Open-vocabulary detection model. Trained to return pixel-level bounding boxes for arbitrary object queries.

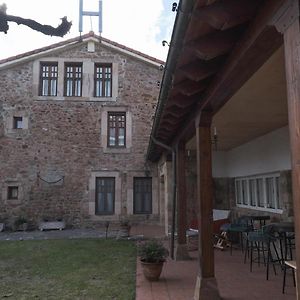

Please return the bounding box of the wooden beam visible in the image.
[180,58,221,82]
[196,117,214,279]
[282,2,300,297]
[194,111,220,299]
[165,105,190,117]
[198,0,284,113]
[187,26,245,61]
[169,0,286,150]
[177,141,187,245]
[193,0,260,30]
[173,79,207,96]
[175,141,190,260]
[168,93,200,109]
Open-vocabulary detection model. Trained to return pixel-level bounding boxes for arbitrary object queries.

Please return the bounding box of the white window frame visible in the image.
[33,58,118,102]
[235,173,282,213]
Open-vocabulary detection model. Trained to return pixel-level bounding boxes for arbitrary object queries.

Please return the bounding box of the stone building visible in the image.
[0,32,163,228]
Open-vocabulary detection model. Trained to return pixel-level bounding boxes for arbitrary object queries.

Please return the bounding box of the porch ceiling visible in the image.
[188,46,288,150]
[147,0,286,161]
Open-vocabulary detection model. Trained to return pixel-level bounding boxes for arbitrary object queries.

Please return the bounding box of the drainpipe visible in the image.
[151,136,177,259]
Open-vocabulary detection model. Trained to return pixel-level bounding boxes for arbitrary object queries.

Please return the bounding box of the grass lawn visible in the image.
[0,239,136,300]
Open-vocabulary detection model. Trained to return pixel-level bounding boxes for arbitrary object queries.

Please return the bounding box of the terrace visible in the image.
[134,225,296,300]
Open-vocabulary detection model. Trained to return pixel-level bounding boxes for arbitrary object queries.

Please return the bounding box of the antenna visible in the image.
[79,0,102,35]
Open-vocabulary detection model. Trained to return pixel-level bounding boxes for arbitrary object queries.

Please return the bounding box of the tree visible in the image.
[0,3,72,37]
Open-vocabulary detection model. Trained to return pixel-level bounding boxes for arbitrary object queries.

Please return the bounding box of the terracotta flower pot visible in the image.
[140,260,164,281]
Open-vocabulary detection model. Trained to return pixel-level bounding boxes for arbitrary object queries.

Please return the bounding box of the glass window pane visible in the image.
[235,181,241,204]
[256,178,264,207]
[242,180,248,205]
[96,177,115,215]
[95,64,112,97]
[134,178,152,214]
[249,179,256,206]
[276,177,281,209]
[266,178,275,208]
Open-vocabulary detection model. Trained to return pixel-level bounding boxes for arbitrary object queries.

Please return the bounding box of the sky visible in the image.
[0,0,176,61]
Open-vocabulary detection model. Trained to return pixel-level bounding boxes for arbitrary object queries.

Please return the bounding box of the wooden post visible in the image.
[194,112,220,300]
[282,3,300,298]
[175,141,190,260]
[271,1,300,298]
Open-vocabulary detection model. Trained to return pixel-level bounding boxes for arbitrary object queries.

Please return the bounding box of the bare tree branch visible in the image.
[0,4,72,37]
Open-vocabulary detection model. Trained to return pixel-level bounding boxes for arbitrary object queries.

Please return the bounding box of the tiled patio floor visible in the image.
[134,225,296,300]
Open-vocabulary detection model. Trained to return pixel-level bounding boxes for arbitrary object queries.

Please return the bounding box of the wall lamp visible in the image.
[212,127,218,151]
[162,40,170,47]
[172,2,178,12]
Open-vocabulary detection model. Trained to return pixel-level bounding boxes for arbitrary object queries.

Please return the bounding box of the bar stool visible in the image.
[282,260,297,294]
[227,216,252,254]
[244,224,280,279]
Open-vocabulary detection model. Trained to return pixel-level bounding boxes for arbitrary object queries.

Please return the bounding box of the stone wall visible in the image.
[0,40,162,228]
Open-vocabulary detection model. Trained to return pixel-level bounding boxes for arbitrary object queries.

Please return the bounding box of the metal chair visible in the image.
[282,260,296,294]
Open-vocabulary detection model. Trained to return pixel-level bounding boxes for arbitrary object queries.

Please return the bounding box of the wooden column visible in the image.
[175,141,190,260]
[194,112,220,300]
[282,3,300,298]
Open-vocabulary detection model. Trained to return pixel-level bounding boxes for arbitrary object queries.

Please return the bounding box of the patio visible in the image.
[134,225,296,300]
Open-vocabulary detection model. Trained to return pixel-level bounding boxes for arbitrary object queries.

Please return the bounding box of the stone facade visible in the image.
[0,35,162,228]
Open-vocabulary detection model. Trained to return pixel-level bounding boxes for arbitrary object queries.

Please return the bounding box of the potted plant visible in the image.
[14,216,28,231]
[138,239,169,281]
[117,218,131,239]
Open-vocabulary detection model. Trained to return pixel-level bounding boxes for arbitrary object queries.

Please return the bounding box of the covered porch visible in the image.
[147,0,300,298]
[136,247,296,300]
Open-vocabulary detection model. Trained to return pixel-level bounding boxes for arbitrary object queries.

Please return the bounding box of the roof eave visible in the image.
[146,0,196,162]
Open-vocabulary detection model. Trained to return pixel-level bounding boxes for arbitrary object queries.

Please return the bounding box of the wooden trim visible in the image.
[283,13,300,299]
[196,113,215,278]
[177,141,187,245]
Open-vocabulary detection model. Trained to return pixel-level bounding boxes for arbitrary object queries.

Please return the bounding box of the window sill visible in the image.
[236,204,283,214]
[6,199,22,205]
[35,96,117,102]
[103,147,131,154]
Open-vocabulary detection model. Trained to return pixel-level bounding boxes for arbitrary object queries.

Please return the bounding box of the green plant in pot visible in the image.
[14,216,28,231]
[138,239,169,281]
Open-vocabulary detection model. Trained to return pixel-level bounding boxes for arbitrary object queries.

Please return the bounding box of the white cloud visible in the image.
[0,0,175,61]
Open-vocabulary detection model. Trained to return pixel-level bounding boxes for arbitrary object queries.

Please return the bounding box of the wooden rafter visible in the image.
[173,79,207,96]
[193,0,261,30]
[169,93,201,108]
[187,26,245,60]
[179,57,222,82]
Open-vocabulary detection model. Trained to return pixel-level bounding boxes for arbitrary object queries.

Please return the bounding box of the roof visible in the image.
[147,0,284,161]
[0,31,164,68]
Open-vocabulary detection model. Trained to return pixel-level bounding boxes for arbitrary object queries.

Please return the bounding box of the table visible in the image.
[249,215,271,229]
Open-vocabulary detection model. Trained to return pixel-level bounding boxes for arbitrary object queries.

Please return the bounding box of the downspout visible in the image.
[151,136,177,259]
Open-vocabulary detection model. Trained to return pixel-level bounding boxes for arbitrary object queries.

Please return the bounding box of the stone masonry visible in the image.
[0,34,163,229]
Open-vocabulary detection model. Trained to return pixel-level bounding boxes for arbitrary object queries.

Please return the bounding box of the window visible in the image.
[13,116,23,129]
[94,64,112,97]
[64,63,82,97]
[8,186,18,200]
[39,62,58,96]
[134,177,152,214]
[108,112,126,147]
[95,177,115,215]
[235,173,281,212]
